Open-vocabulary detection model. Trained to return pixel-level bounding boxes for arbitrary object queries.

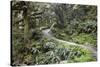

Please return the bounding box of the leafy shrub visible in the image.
[43,42,56,50]
[72,33,97,47]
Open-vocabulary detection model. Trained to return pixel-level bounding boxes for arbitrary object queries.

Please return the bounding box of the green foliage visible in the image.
[72,33,97,47]
[11,1,97,65]
[73,54,96,62]
[66,46,96,63]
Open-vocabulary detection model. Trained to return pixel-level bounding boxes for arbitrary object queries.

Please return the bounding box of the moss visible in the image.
[72,54,96,62]
[67,47,95,63]
[72,33,97,47]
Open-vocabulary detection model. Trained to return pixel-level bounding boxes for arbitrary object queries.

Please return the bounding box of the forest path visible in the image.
[53,37,97,58]
[42,28,97,59]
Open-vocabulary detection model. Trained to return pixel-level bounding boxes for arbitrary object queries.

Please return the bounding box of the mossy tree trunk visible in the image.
[23,6,29,43]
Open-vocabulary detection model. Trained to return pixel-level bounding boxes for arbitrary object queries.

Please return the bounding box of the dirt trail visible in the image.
[53,38,97,58]
[42,28,97,58]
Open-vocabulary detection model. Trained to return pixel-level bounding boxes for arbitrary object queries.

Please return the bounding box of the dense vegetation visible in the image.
[11,1,97,66]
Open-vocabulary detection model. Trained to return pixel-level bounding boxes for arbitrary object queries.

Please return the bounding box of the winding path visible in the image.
[42,28,97,59]
[54,38,97,58]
